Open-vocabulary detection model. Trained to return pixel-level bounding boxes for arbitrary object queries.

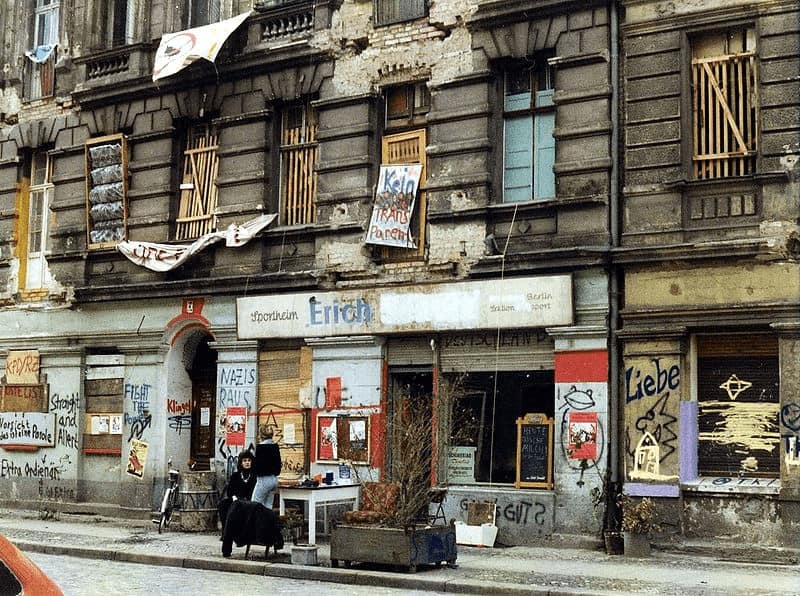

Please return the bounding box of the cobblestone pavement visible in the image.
[1,509,798,595]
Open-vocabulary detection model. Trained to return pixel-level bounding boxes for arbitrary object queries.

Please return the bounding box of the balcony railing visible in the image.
[86,49,131,80]
[254,0,317,43]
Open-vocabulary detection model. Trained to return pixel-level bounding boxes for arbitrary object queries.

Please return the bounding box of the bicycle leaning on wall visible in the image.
[156,459,181,533]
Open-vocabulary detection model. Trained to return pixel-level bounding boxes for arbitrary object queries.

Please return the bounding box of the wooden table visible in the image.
[278,483,361,545]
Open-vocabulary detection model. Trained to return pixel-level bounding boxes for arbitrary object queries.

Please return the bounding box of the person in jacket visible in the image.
[218,450,257,534]
[252,427,281,509]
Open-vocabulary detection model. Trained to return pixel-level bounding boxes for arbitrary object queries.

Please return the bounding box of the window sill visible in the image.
[682,477,780,496]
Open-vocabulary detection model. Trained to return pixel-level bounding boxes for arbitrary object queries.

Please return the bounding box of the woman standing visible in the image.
[252,427,281,509]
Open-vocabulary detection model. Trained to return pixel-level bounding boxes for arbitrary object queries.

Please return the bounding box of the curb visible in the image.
[15,540,580,596]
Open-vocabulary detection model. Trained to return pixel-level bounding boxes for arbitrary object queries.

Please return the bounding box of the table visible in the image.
[278,483,361,545]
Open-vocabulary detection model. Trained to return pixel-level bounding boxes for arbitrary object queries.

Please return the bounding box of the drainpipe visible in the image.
[606,0,622,530]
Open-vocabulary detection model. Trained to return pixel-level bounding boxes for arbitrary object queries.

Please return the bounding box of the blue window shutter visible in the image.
[533,90,555,200]
[503,114,533,203]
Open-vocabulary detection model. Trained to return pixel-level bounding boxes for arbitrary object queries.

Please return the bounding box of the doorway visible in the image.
[189,337,217,470]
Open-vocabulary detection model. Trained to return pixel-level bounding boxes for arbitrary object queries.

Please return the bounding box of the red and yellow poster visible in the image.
[126,439,149,478]
[226,406,247,447]
[567,411,598,460]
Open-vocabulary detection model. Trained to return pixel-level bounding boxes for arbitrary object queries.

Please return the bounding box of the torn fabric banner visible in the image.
[365,164,422,248]
[152,11,251,81]
[25,44,56,64]
[117,213,276,272]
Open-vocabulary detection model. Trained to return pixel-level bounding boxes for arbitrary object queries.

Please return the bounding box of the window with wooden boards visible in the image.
[85,134,128,249]
[381,129,427,261]
[280,101,318,226]
[692,27,758,180]
[176,124,219,240]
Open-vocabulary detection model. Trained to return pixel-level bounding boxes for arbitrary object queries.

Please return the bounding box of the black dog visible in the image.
[221,499,284,559]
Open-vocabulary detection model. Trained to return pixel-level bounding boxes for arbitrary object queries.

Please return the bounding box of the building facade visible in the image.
[619,0,799,546]
[1,0,750,548]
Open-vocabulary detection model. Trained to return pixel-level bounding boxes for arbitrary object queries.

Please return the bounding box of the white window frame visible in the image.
[34,0,60,47]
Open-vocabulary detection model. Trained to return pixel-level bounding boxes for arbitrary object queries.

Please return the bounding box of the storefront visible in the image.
[238,272,611,544]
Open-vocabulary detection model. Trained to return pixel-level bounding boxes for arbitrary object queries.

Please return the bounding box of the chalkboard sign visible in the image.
[515,413,553,489]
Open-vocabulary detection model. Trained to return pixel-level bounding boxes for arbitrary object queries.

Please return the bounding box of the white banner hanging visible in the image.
[117,213,276,272]
[152,11,251,81]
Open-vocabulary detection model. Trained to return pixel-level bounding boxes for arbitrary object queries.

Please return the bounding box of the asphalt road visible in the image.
[28,552,447,596]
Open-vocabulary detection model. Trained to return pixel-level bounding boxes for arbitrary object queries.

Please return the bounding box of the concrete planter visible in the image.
[330,522,457,572]
[623,531,650,557]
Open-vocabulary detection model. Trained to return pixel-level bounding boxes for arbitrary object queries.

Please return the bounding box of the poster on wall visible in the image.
[567,411,598,460]
[364,164,422,248]
[226,406,246,447]
[317,416,337,461]
[126,439,149,478]
[5,350,40,385]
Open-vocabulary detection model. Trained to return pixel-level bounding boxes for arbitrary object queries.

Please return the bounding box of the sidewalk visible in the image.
[0,508,797,595]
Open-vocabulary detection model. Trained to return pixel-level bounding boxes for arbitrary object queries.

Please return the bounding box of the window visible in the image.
[34,0,60,47]
[279,100,318,226]
[696,335,779,478]
[85,134,128,248]
[176,124,219,240]
[378,82,429,261]
[186,0,221,27]
[106,0,135,47]
[447,371,554,484]
[502,54,555,202]
[16,151,53,292]
[691,27,758,179]
[374,0,426,26]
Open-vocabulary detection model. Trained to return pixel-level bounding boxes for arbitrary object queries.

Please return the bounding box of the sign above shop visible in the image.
[237,275,572,339]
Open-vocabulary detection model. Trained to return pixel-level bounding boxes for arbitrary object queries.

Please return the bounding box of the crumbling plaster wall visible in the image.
[313,1,484,278]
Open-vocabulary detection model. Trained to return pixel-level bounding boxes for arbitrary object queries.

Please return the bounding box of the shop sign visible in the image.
[448,446,476,483]
[237,275,572,339]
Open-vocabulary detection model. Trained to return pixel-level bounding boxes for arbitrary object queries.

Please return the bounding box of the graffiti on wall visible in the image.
[625,358,679,482]
[217,365,256,410]
[556,384,605,486]
[0,453,71,480]
[124,383,152,442]
[458,497,548,527]
[51,392,80,449]
[780,402,800,467]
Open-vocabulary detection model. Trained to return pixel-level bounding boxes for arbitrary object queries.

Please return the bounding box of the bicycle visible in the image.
[157,459,181,533]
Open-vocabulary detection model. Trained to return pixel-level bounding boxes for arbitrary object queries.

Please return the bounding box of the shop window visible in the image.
[697,335,779,477]
[279,100,318,226]
[502,54,555,202]
[175,123,219,240]
[691,27,758,179]
[85,134,128,249]
[374,0,426,26]
[186,0,221,27]
[16,150,53,294]
[447,371,554,484]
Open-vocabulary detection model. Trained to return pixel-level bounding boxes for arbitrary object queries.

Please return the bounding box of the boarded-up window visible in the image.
[85,134,128,249]
[176,124,219,240]
[280,101,318,226]
[381,129,427,261]
[257,347,311,481]
[374,0,426,26]
[692,27,758,179]
[83,354,124,454]
[697,335,779,477]
[503,54,555,202]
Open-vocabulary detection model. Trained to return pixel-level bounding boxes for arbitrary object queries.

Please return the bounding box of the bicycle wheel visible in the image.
[158,488,172,533]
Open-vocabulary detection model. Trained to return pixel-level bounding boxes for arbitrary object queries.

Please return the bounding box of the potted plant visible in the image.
[330,383,460,572]
[618,494,658,557]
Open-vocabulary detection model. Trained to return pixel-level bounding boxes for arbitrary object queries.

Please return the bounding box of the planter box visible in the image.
[454,521,497,547]
[331,522,457,572]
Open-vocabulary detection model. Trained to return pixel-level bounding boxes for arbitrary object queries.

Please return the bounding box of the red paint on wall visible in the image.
[555,350,608,383]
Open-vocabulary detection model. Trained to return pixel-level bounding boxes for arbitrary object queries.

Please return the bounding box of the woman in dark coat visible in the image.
[227,451,256,501]
[252,427,281,509]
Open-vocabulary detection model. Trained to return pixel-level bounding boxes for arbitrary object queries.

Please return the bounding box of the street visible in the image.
[29,552,446,596]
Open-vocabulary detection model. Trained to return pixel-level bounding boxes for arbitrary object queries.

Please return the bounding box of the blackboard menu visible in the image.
[515,414,553,489]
